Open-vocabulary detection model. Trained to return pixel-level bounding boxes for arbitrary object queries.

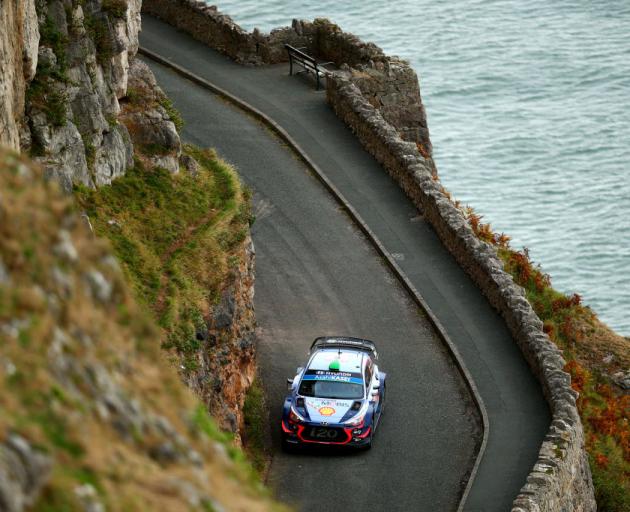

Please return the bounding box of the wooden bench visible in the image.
[284,44,333,90]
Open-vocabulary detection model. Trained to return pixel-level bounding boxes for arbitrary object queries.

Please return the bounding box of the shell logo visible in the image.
[319,406,335,416]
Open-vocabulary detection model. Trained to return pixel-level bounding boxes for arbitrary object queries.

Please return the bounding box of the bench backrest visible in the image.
[285,44,317,65]
[284,44,328,89]
[284,44,315,60]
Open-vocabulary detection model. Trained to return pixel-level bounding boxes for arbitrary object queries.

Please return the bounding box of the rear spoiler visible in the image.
[310,336,378,358]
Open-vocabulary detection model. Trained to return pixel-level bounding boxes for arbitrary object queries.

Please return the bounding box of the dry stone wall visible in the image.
[141,0,262,64]
[140,2,597,510]
[326,74,596,512]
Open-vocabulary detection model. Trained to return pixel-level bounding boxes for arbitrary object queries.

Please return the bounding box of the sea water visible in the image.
[213,0,630,335]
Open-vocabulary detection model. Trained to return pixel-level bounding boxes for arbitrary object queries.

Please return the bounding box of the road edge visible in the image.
[138,46,489,512]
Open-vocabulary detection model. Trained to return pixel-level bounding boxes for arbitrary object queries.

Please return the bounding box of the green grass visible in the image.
[191,404,234,445]
[84,12,115,64]
[85,141,96,171]
[159,97,184,133]
[191,405,268,494]
[242,378,270,475]
[39,15,68,73]
[26,65,69,128]
[25,13,70,127]
[590,436,630,511]
[33,486,81,512]
[461,207,630,510]
[74,145,252,370]
[102,0,128,18]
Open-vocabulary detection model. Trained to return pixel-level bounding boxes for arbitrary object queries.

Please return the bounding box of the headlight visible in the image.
[344,401,369,426]
[345,412,365,427]
[289,406,305,423]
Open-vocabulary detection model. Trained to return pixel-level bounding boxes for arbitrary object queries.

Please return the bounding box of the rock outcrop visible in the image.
[22,0,142,190]
[119,59,181,174]
[1,2,269,509]
[185,237,257,437]
[0,0,39,150]
[0,435,51,512]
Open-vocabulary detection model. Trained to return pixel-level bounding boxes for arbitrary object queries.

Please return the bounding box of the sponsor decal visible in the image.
[319,406,335,416]
[302,370,363,385]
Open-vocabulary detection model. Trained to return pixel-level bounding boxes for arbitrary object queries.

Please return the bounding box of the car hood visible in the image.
[304,398,355,423]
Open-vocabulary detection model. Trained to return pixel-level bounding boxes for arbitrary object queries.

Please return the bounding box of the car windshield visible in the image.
[298,379,364,399]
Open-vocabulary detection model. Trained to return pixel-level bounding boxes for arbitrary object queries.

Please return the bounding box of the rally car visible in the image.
[281,336,386,450]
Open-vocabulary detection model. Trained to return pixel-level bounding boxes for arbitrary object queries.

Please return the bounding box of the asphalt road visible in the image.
[144,58,478,512]
[141,15,551,512]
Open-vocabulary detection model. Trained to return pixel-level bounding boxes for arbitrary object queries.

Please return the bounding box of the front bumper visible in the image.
[282,420,372,447]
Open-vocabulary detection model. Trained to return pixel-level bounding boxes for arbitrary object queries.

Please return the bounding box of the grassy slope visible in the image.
[463,206,629,511]
[242,378,271,476]
[75,145,253,372]
[0,150,283,511]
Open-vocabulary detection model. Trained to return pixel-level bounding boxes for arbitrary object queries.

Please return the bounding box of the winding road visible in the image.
[140,15,550,512]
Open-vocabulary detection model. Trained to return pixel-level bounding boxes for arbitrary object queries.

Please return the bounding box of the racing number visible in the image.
[310,427,338,439]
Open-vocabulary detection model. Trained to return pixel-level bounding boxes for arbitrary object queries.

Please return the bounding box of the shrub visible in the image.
[102,0,128,19]
[456,197,630,509]
[158,96,184,133]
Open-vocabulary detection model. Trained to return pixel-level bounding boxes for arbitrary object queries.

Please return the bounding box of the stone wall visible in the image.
[141,0,433,153]
[326,74,596,512]
[141,0,261,64]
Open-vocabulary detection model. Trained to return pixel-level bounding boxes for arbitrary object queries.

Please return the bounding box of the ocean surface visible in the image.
[213,0,630,335]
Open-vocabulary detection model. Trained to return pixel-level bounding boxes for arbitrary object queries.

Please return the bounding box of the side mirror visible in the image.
[287,378,294,391]
[371,388,379,397]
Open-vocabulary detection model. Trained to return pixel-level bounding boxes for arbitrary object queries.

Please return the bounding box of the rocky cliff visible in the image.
[0,0,143,190]
[1,0,257,436]
[0,2,269,509]
[0,0,39,150]
[184,235,257,438]
[0,149,278,511]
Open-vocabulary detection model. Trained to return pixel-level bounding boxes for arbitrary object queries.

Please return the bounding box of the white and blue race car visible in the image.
[281,336,386,450]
